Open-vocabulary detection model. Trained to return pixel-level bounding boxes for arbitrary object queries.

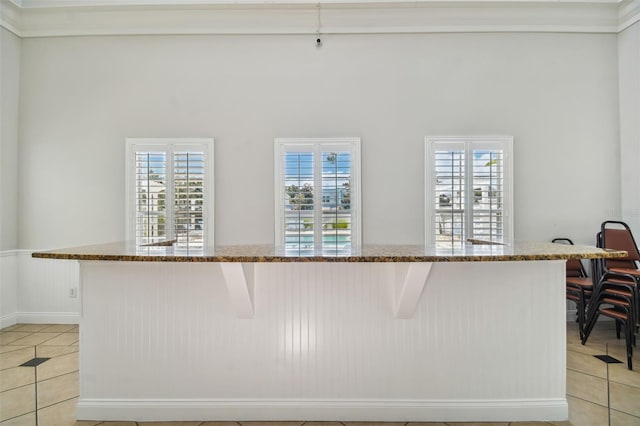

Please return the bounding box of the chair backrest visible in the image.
[552,238,587,277]
[601,221,640,269]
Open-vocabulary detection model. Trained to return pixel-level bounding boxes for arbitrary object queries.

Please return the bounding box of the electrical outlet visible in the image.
[69,288,77,298]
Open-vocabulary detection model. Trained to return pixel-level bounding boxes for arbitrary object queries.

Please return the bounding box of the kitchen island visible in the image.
[32,242,625,422]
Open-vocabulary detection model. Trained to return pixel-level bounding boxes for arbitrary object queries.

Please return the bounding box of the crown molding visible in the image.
[0,1,22,36]
[619,0,640,31]
[0,0,633,37]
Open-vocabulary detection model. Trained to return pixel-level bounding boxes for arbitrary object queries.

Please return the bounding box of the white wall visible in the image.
[0,251,18,327]
[1,27,20,251]
[0,28,21,326]
[17,32,620,249]
[619,21,640,235]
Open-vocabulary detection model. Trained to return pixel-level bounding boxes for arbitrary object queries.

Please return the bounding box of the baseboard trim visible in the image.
[16,312,79,324]
[0,313,18,329]
[77,398,569,422]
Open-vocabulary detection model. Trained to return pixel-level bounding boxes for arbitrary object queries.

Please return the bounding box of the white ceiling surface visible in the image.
[1,0,639,37]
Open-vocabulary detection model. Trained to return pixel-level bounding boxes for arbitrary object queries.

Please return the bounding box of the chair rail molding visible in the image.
[1,0,638,37]
[0,249,81,327]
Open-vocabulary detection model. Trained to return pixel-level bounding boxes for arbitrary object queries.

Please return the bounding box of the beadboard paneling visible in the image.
[78,260,567,421]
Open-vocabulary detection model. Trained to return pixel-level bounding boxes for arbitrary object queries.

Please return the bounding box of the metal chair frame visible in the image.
[582,282,635,370]
[553,238,592,339]
[599,221,640,328]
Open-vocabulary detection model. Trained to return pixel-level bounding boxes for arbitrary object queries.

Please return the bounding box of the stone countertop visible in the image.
[31,241,627,263]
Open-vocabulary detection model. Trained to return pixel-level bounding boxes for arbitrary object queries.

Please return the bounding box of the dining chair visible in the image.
[600,221,640,327]
[553,238,592,339]
[582,272,635,370]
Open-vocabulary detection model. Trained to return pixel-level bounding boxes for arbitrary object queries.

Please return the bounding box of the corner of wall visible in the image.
[0,251,19,328]
[618,19,640,235]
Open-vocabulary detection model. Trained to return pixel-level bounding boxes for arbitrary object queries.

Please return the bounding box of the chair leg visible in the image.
[577,291,586,340]
[625,319,633,370]
[582,311,601,345]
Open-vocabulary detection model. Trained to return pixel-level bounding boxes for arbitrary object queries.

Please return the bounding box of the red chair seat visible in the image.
[609,267,640,277]
[566,277,592,288]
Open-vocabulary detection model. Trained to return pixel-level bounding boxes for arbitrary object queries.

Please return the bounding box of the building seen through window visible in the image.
[126,139,213,249]
[426,136,513,246]
[275,138,361,255]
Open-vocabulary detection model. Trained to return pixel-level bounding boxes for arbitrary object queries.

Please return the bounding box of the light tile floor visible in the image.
[0,322,638,426]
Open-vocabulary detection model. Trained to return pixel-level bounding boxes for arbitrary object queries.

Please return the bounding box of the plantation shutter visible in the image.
[128,139,213,248]
[135,151,168,246]
[282,150,315,251]
[321,150,352,252]
[432,143,466,244]
[427,137,512,246]
[276,138,360,254]
[174,151,205,248]
[471,147,505,242]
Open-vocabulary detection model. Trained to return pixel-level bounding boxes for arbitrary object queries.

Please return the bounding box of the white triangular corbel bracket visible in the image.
[219,263,255,318]
[392,262,433,318]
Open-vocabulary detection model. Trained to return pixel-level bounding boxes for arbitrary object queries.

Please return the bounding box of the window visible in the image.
[274,138,361,254]
[126,138,214,248]
[425,136,513,246]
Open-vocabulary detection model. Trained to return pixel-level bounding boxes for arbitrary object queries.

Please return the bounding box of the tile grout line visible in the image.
[0,410,37,424]
[36,394,79,414]
[566,364,639,390]
[0,380,37,394]
[35,372,80,408]
[0,345,37,424]
[2,334,67,348]
[567,393,610,409]
[0,341,77,424]
[566,342,639,387]
[1,324,636,424]
[34,350,40,426]
[35,368,80,386]
[34,342,80,414]
[565,365,608,381]
[606,342,611,426]
[609,408,640,421]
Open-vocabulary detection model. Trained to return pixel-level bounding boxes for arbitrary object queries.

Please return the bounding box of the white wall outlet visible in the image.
[69,288,77,298]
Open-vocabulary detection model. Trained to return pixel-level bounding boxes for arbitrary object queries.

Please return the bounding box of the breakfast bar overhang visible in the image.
[32,242,626,423]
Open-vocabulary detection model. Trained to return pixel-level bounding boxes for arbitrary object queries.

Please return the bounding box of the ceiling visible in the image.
[1,0,639,37]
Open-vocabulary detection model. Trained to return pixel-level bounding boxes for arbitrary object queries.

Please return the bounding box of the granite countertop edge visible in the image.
[31,242,628,263]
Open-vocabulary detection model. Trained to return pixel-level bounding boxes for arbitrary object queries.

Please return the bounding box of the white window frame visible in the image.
[274,137,362,250]
[125,138,214,246]
[425,135,513,246]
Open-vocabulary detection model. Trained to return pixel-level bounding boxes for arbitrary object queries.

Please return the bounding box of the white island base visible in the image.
[77,260,567,422]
